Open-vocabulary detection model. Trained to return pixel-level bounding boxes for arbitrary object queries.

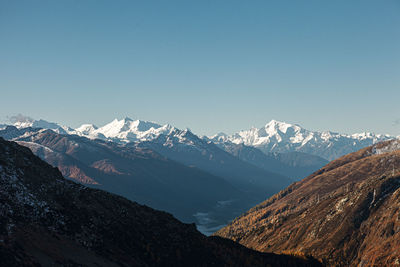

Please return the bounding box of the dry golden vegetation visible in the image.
[216,139,400,266]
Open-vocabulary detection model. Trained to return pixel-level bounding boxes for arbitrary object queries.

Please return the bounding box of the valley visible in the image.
[1,116,399,265]
[1,117,396,236]
[0,137,321,266]
[2,1,398,265]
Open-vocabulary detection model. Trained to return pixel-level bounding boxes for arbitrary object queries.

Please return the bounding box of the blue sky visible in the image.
[1,0,399,135]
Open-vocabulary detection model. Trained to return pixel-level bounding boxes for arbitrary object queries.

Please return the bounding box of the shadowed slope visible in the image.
[10,130,242,223]
[218,142,328,180]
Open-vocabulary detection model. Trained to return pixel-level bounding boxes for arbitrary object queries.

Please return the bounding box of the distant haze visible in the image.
[0,1,399,136]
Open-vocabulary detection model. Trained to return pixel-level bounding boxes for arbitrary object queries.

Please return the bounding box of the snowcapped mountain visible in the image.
[11,115,74,135]
[68,117,176,143]
[209,120,395,160]
[9,116,175,143]
[135,128,292,191]
[4,115,398,236]
[74,123,98,135]
[7,115,397,161]
[8,116,223,160]
[0,121,292,235]
[83,117,174,142]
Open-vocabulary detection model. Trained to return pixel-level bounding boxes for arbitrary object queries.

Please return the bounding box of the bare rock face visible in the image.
[0,138,321,267]
[216,139,400,266]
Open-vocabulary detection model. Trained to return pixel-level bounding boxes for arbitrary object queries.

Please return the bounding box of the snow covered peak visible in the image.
[10,115,73,135]
[264,120,288,135]
[265,119,288,128]
[13,120,34,129]
[6,115,397,161]
[209,120,395,160]
[6,115,177,144]
[97,118,130,137]
[209,132,228,140]
[350,132,392,141]
[75,124,98,135]
[12,116,55,130]
[58,117,177,143]
[142,127,209,151]
[95,118,163,140]
[263,120,303,135]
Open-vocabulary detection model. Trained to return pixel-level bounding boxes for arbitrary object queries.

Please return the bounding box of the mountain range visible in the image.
[209,119,394,161]
[6,116,394,162]
[0,125,292,235]
[2,115,400,265]
[1,115,397,235]
[4,115,394,171]
[0,137,321,266]
[0,127,242,232]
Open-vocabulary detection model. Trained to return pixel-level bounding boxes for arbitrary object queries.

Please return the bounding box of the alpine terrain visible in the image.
[0,121,291,235]
[2,115,396,235]
[0,126,245,231]
[216,139,400,266]
[0,137,322,266]
[210,119,394,161]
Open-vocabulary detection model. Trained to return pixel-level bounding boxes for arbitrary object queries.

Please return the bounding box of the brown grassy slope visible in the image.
[215,139,400,266]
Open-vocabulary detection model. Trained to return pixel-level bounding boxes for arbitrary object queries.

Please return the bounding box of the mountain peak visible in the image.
[266,119,280,125]
[210,119,394,160]
[265,119,297,129]
[8,115,73,135]
[123,116,134,122]
[75,124,98,135]
[262,119,299,136]
[109,117,132,125]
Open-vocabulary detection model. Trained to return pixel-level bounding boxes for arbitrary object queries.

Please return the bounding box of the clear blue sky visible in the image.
[1,0,399,135]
